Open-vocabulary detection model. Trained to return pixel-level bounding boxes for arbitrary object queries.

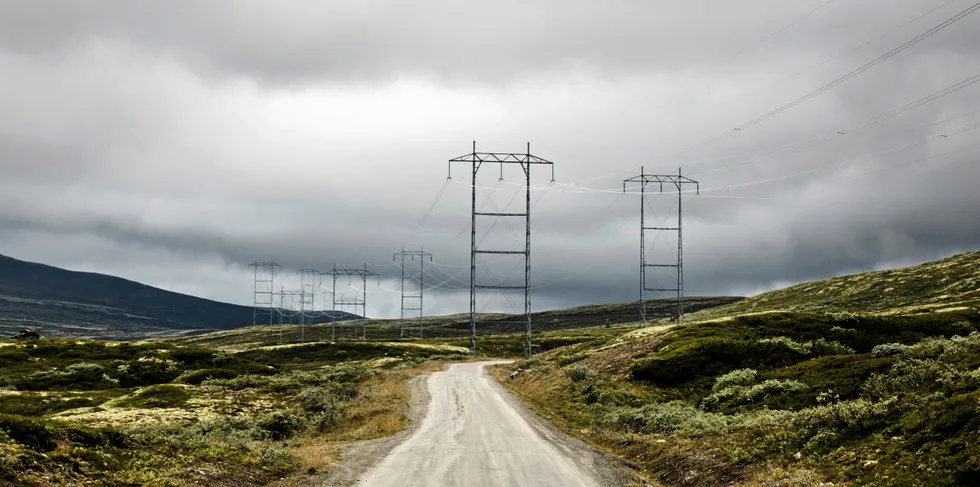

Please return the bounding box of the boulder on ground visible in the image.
[12,329,40,340]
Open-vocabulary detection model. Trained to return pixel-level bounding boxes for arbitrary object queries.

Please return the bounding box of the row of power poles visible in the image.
[248,256,433,343]
[251,142,698,358]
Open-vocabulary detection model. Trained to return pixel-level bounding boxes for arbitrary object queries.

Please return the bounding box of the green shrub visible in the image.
[712,368,758,392]
[117,385,192,409]
[513,357,543,369]
[0,393,109,417]
[205,367,366,393]
[793,395,923,450]
[902,336,966,360]
[595,387,650,407]
[871,343,908,357]
[557,352,590,366]
[701,380,809,411]
[758,337,854,356]
[862,359,961,400]
[179,368,243,385]
[0,414,128,452]
[563,364,596,382]
[296,386,354,413]
[256,410,305,441]
[601,401,728,435]
[630,336,851,386]
[111,360,183,387]
[426,354,470,362]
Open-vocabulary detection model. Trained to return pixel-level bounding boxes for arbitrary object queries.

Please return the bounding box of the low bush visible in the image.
[793,395,924,451]
[296,385,355,413]
[630,336,853,386]
[557,351,590,366]
[595,387,651,407]
[701,380,809,411]
[0,392,113,416]
[601,401,728,435]
[563,364,596,383]
[116,385,192,409]
[204,366,367,393]
[871,342,908,357]
[712,368,758,392]
[862,358,962,400]
[256,410,306,441]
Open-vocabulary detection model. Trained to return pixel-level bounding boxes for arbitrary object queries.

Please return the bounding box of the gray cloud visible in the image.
[0,0,978,320]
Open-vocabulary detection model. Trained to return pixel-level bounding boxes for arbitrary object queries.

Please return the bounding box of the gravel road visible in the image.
[349,361,625,487]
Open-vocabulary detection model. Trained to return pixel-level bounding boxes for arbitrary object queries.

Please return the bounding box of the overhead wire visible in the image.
[722,0,840,65]
[404,178,451,245]
[691,88,980,179]
[743,0,962,103]
[668,0,843,95]
[510,70,980,196]
[734,1,980,132]
[302,3,980,314]
[838,137,980,181]
[692,119,980,194]
[645,0,980,164]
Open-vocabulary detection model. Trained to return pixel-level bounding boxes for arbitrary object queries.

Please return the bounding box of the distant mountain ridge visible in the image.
[0,254,358,339]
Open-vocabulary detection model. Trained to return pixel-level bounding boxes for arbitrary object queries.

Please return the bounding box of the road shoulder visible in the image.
[489,364,641,487]
[295,369,434,487]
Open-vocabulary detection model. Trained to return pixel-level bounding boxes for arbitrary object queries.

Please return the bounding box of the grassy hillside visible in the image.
[693,251,980,320]
[176,296,743,350]
[494,251,980,486]
[0,254,358,339]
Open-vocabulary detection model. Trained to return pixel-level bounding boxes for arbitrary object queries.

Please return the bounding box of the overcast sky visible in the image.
[1,0,978,320]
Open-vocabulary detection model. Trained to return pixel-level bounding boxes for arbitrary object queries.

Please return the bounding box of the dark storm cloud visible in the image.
[0,0,978,317]
[3,0,968,84]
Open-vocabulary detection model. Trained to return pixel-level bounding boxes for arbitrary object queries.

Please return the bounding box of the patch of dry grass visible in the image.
[326,361,442,442]
[291,438,342,474]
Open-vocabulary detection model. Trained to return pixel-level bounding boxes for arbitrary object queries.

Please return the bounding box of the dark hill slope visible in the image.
[0,254,356,339]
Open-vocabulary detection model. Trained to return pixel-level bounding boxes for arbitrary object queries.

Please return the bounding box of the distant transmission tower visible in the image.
[296,268,318,341]
[274,288,306,344]
[323,264,379,340]
[623,167,699,323]
[248,262,280,327]
[449,141,555,358]
[394,248,433,339]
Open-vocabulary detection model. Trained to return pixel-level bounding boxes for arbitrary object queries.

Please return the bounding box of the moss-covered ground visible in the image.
[0,338,452,486]
[495,308,980,485]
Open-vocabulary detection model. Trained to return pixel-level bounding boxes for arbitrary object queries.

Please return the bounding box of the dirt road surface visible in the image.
[352,361,624,487]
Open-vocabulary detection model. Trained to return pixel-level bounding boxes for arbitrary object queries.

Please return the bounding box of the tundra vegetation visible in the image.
[0,338,465,486]
[496,251,980,486]
[3,251,977,486]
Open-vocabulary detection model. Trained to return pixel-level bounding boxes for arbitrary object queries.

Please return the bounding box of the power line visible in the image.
[692,119,980,194]
[742,0,961,103]
[540,70,980,194]
[735,1,980,131]
[404,179,451,245]
[691,87,980,179]
[653,1,980,162]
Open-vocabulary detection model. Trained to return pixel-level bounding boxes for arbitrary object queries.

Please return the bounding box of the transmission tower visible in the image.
[248,262,280,327]
[336,297,365,338]
[296,268,318,341]
[394,248,433,339]
[623,167,699,324]
[449,141,555,358]
[322,264,379,340]
[274,288,307,344]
